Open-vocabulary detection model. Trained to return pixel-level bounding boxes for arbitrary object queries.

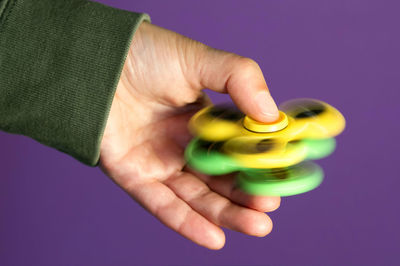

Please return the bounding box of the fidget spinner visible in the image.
[184,98,345,196]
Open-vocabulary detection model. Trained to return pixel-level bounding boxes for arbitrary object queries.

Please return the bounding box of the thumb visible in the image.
[194,47,279,123]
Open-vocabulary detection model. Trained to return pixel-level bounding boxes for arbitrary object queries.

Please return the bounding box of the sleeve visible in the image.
[0,0,150,166]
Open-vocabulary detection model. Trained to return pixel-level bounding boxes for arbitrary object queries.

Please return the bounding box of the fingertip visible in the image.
[241,211,273,237]
[244,195,281,213]
[253,90,280,122]
[260,196,281,213]
[255,214,273,237]
[226,64,279,123]
[229,88,279,124]
[206,229,226,250]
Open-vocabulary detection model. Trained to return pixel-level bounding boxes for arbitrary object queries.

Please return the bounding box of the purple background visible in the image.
[1,0,399,265]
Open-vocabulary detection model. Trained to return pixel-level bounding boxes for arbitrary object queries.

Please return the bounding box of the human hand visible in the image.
[100,22,281,249]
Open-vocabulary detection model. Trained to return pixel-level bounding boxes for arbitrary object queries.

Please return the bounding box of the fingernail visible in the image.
[255,91,279,122]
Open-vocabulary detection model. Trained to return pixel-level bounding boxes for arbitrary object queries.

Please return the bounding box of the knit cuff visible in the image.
[0,0,150,165]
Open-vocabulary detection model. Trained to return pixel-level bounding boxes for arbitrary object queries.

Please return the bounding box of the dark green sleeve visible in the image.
[0,0,150,165]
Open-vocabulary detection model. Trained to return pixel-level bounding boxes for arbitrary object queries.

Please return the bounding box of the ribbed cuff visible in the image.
[0,0,150,165]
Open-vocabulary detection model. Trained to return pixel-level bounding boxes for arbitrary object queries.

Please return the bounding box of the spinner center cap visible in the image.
[243,111,288,133]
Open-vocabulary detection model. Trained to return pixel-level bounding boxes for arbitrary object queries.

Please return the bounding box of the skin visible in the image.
[100,22,281,250]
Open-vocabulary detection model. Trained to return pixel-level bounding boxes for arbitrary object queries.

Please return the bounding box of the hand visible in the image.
[100,22,281,250]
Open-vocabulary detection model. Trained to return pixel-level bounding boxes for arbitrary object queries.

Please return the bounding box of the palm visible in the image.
[100,22,280,249]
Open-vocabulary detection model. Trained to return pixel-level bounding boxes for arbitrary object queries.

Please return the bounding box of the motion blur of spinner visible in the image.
[184,99,346,196]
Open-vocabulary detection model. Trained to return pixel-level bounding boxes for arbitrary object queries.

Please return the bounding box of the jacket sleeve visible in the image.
[0,0,149,165]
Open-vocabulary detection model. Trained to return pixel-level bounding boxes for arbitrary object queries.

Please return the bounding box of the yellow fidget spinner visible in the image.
[188,99,345,169]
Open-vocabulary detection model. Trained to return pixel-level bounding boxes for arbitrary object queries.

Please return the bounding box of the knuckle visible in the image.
[236,57,260,73]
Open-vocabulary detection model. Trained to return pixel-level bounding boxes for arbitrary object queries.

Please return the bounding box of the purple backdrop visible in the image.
[1,0,399,265]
